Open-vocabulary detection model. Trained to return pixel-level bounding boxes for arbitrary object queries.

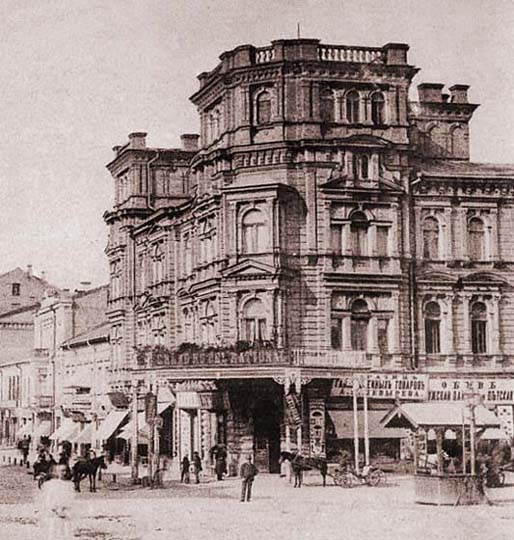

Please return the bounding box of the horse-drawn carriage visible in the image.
[282,451,386,488]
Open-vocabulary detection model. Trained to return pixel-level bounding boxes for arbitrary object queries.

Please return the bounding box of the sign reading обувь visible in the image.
[428,377,514,403]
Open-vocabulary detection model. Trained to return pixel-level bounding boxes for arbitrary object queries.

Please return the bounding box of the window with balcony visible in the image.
[201,301,217,345]
[352,154,370,180]
[423,217,439,259]
[468,217,485,261]
[320,88,335,123]
[199,217,216,265]
[371,92,385,125]
[152,313,166,346]
[151,244,165,284]
[110,260,121,299]
[351,299,369,351]
[241,209,267,254]
[242,298,267,342]
[424,301,441,354]
[256,90,272,125]
[471,302,487,354]
[346,90,360,123]
[350,211,369,256]
[183,232,193,275]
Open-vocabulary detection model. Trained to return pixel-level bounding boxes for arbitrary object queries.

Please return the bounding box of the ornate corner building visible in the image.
[103,39,514,472]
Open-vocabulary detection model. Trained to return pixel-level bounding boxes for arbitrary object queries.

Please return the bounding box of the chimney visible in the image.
[41,271,46,281]
[417,83,445,103]
[27,264,33,277]
[382,43,409,65]
[79,281,92,290]
[180,134,200,152]
[449,84,469,104]
[128,132,147,150]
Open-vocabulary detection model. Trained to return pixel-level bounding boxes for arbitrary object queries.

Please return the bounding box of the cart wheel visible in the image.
[341,474,353,488]
[367,469,385,487]
[333,473,344,487]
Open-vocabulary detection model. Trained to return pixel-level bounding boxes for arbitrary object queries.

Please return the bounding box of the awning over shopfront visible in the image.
[95,410,129,442]
[33,421,52,438]
[117,412,150,441]
[328,410,408,439]
[70,424,93,445]
[481,428,509,441]
[50,418,80,441]
[382,402,501,430]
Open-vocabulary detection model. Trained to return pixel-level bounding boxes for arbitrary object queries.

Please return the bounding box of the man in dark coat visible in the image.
[240,454,258,502]
[181,456,190,483]
[193,452,202,484]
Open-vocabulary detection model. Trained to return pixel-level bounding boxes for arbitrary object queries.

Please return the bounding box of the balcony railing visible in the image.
[318,44,384,63]
[255,46,275,64]
[135,346,374,370]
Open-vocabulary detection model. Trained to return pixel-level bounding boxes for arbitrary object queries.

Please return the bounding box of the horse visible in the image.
[281,451,328,487]
[71,453,108,493]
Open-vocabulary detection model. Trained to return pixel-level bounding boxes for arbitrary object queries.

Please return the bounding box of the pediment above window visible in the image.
[221,259,276,279]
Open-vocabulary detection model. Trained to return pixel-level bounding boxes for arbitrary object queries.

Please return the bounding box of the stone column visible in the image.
[491,294,501,355]
[342,315,352,352]
[461,294,472,354]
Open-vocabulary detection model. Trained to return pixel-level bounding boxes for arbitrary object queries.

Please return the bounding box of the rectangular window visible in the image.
[331,226,342,255]
[378,319,389,354]
[331,318,342,350]
[425,320,440,354]
[12,283,20,296]
[351,319,368,351]
[471,320,487,354]
[377,226,389,257]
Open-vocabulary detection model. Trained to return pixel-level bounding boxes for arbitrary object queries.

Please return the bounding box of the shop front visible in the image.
[325,372,428,465]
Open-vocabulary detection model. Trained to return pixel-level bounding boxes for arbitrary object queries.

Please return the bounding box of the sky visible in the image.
[1,0,513,289]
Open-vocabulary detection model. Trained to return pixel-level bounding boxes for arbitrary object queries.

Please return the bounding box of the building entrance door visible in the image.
[253,398,281,473]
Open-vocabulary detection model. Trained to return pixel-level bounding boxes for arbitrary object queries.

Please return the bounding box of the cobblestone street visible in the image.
[2,466,514,540]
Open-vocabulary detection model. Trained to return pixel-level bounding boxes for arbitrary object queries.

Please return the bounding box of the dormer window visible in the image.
[12,283,20,296]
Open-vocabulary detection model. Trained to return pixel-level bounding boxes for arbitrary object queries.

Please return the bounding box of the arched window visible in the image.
[424,301,441,354]
[422,217,439,259]
[242,209,267,254]
[471,302,487,354]
[468,217,485,261]
[183,233,192,274]
[351,299,370,351]
[371,92,385,125]
[346,91,360,123]
[201,301,217,345]
[350,211,368,256]
[320,88,335,123]
[242,298,267,342]
[256,91,271,125]
[449,125,464,156]
[182,308,194,343]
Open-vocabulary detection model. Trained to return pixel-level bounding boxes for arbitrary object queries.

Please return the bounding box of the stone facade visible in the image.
[104,39,514,472]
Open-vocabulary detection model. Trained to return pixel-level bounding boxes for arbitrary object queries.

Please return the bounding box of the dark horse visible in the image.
[281,451,328,487]
[72,454,107,492]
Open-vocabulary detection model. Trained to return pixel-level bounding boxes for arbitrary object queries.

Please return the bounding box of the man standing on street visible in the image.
[240,454,258,502]
[193,451,202,484]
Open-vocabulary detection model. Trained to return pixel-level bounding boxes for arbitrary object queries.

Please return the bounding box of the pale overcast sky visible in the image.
[0,0,513,288]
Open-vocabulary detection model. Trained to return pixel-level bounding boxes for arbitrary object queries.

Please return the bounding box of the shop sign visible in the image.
[198,392,219,410]
[285,393,302,428]
[331,373,428,400]
[176,391,201,409]
[145,392,157,424]
[496,405,514,439]
[428,378,514,404]
[309,399,325,457]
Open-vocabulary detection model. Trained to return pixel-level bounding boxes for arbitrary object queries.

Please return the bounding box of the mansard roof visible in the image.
[420,159,514,179]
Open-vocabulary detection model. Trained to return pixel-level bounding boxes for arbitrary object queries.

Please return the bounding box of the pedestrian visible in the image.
[319,460,328,487]
[20,436,30,466]
[181,455,190,483]
[240,454,258,502]
[37,463,75,539]
[215,456,226,481]
[193,452,202,484]
[292,454,303,488]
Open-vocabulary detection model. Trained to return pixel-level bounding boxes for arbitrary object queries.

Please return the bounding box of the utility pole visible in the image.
[363,385,370,467]
[131,383,139,483]
[352,377,360,474]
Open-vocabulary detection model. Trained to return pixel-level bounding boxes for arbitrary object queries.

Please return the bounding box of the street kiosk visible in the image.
[382,400,501,505]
